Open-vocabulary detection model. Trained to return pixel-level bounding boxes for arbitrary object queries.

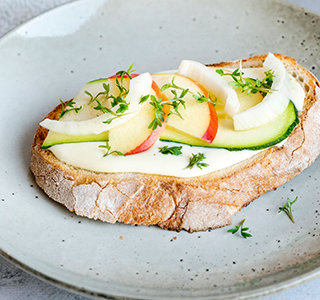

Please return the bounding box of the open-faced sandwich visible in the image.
[30,53,320,232]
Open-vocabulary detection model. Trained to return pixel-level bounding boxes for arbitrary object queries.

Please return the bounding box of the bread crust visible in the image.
[30,54,320,232]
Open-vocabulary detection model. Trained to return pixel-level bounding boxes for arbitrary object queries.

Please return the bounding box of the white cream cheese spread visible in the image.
[50,140,262,177]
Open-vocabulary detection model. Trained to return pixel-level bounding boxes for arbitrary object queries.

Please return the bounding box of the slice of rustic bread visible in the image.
[30,54,320,232]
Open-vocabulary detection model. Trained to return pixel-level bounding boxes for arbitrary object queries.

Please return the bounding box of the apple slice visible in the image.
[151,73,218,143]
[108,81,169,155]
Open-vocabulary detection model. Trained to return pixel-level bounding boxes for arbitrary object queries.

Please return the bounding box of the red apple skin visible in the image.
[201,102,218,143]
[125,81,169,155]
[125,124,166,155]
[108,73,140,79]
[190,81,218,143]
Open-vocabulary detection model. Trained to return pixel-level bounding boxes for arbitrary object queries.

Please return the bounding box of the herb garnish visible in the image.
[115,64,136,81]
[140,94,168,130]
[85,65,136,124]
[159,145,183,156]
[228,219,252,238]
[193,92,217,105]
[140,77,214,131]
[185,153,208,170]
[160,78,189,120]
[216,62,276,97]
[278,197,298,223]
[99,141,125,157]
[59,98,82,119]
[139,78,188,130]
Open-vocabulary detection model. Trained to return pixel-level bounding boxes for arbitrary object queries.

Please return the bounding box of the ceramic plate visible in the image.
[1,0,320,299]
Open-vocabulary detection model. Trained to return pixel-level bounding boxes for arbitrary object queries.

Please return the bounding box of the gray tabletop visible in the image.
[0,0,320,299]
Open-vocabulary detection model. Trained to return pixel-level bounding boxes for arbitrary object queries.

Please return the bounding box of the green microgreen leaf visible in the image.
[215,69,224,75]
[185,153,209,170]
[278,196,298,223]
[83,65,136,124]
[227,219,252,238]
[193,93,217,105]
[216,62,277,97]
[145,76,215,131]
[102,118,114,124]
[93,98,117,115]
[58,98,82,119]
[139,94,150,104]
[116,63,136,80]
[159,145,183,156]
[116,103,129,114]
[147,95,166,131]
[139,92,164,129]
[99,141,125,157]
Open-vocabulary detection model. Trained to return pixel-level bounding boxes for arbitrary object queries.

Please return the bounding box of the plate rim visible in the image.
[1,0,320,299]
[2,246,320,300]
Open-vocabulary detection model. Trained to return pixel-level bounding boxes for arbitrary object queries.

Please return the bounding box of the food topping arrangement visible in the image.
[30,52,319,232]
[39,53,304,177]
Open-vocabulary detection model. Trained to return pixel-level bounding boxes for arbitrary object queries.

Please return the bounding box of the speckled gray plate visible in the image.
[1,0,320,299]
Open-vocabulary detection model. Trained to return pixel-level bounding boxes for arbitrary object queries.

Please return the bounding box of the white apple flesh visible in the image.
[152,73,218,143]
[108,81,169,155]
